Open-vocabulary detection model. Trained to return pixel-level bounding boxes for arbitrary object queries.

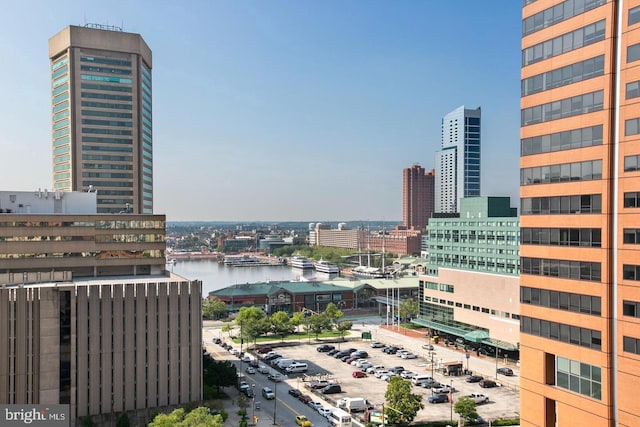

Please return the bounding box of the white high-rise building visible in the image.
[434,106,481,213]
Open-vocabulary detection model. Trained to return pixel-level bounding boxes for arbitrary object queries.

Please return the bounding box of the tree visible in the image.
[384,377,424,424]
[270,311,295,341]
[203,358,237,394]
[202,297,227,320]
[290,311,305,333]
[235,307,267,345]
[221,324,234,339]
[399,298,419,322]
[324,302,343,326]
[149,407,224,427]
[336,320,353,341]
[307,313,332,339]
[454,397,478,423]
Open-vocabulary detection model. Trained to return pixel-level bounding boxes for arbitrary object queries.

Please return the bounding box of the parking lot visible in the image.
[250,338,520,424]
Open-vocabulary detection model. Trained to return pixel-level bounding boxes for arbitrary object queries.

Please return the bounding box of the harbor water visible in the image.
[169,259,323,296]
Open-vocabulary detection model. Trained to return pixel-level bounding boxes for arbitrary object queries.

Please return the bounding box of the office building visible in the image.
[0,191,202,425]
[49,24,153,214]
[413,197,520,353]
[520,1,640,425]
[402,165,435,231]
[434,106,481,213]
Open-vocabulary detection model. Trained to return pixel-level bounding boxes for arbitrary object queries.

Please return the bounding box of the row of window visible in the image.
[82,180,132,187]
[623,264,640,281]
[423,296,519,320]
[522,0,605,36]
[521,257,601,282]
[82,146,133,153]
[521,286,601,316]
[521,90,603,126]
[81,56,132,67]
[520,159,601,185]
[624,192,640,208]
[0,233,163,243]
[81,74,132,85]
[81,83,132,93]
[83,154,132,162]
[521,194,602,215]
[521,125,603,156]
[623,336,640,355]
[556,355,602,400]
[521,55,604,97]
[82,136,132,145]
[623,300,640,317]
[81,100,132,110]
[82,110,133,119]
[0,220,162,229]
[82,91,132,102]
[623,229,640,244]
[521,316,601,350]
[522,20,605,67]
[83,128,132,136]
[82,163,132,170]
[52,56,68,71]
[521,228,601,247]
[81,172,133,179]
[80,65,131,75]
[424,282,454,293]
[0,250,163,260]
[82,119,132,127]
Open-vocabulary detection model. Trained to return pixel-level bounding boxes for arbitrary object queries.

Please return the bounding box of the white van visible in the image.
[411,374,433,386]
[276,358,295,369]
[285,362,308,373]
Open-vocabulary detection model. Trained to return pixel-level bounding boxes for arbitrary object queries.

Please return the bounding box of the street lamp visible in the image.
[449,379,453,425]
[251,384,256,425]
[495,348,500,379]
[272,379,278,425]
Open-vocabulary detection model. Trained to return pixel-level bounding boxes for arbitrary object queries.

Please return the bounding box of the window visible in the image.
[522,194,601,215]
[523,0,606,36]
[628,43,640,63]
[624,192,640,208]
[631,6,640,26]
[623,300,639,317]
[624,155,640,172]
[623,336,640,354]
[623,265,640,281]
[521,56,604,96]
[521,125,602,156]
[521,287,601,315]
[555,356,601,400]
[521,160,601,185]
[521,227,601,247]
[520,257,601,282]
[522,316,601,350]
[625,118,640,136]
[522,91,604,126]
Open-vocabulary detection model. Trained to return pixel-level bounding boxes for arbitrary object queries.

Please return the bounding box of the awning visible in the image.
[481,338,519,352]
[463,330,490,343]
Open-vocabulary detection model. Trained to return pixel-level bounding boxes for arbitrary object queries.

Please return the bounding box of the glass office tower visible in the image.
[520,1,640,425]
[49,24,153,214]
[435,105,481,213]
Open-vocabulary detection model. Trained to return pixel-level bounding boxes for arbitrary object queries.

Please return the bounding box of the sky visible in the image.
[0,1,523,222]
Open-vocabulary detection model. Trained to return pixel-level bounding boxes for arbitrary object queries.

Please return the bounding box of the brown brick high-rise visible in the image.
[402,165,435,231]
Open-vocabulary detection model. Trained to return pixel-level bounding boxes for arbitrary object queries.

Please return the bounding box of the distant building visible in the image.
[402,165,435,231]
[49,25,153,214]
[310,223,421,256]
[413,197,520,353]
[0,190,201,425]
[434,106,481,213]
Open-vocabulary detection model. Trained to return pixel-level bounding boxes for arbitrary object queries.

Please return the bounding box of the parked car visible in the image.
[318,407,332,418]
[351,358,367,366]
[360,362,373,371]
[479,379,498,388]
[243,387,254,398]
[351,350,368,358]
[497,367,514,376]
[327,349,339,356]
[229,348,239,356]
[256,346,273,354]
[466,375,483,383]
[396,350,411,358]
[421,343,434,350]
[262,387,275,400]
[374,370,391,378]
[264,353,282,361]
[268,373,284,382]
[257,365,270,374]
[298,394,312,404]
[388,366,405,374]
[381,373,397,382]
[366,365,385,374]
[400,371,415,379]
[308,401,323,411]
[352,371,367,378]
[428,394,450,404]
[321,384,342,394]
[295,415,311,427]
[308,380,331,389]
[433,384,456,394]
[370,341,385,348]
[420,380,440,389]
[317,344,335,352]
[401,352,417,359]
[288,389,302,398]
[245,366,256,374]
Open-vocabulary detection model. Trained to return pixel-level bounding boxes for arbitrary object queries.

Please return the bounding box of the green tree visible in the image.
[148,407,224,427]
[81,416,96,427]
[203,358,237,394]
[307,313,332,339]
[202,297,227,320]
[384,377,424,424]
[235,307,267,345]
[454,397,478,423]
[221,324,234,339]
[116,412,130,427]
[270,311,295,341]
[336,320,353,341]
[290,311,305,333]
[324,302,343,326]
[399,298,419,322]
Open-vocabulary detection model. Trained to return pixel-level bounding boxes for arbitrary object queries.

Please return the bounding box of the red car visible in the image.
[256,346,273,354]
[298,394,312,404]
[352,371,367,378]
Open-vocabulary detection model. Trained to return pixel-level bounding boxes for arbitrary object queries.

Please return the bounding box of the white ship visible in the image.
[314,259,340,274]
[351,265,386,279]
[290,255,314,269]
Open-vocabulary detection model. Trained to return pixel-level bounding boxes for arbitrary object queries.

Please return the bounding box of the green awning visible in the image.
[463,330,490,343]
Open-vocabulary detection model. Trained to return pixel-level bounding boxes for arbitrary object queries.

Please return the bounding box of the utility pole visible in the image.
[272,379,278,425]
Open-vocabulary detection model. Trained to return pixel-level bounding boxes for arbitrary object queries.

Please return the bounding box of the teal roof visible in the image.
[209,277,418,298]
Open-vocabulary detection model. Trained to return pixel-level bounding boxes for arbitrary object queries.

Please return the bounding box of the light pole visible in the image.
[495,348,500,379]
[251,384,256,425]
[272,379,278,425]
[449,379,453,425]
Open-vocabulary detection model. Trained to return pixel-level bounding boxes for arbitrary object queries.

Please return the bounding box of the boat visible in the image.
[290,255,314,269]
[351,265,386,279]
[166,258,177,265]
[314,259,339,274]
[223,255,262,266]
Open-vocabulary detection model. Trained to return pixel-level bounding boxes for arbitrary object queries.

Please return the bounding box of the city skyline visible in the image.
[0,0,522,221]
